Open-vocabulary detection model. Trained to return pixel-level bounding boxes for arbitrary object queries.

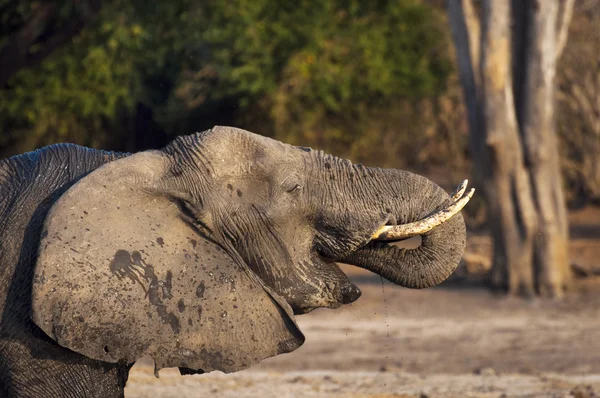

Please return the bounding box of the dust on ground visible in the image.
[125,207,600,398]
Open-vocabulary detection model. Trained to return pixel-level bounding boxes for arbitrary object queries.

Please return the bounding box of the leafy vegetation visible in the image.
[171,0,454,165]
[0,0,455,168]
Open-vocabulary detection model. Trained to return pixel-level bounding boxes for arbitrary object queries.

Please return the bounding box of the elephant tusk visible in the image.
[371,180,474,241]
[451,179,468,202]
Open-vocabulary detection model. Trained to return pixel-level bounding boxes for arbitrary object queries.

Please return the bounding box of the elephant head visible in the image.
[31,126,471,375]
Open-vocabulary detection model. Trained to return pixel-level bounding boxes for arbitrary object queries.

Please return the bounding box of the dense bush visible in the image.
[0,0,459,171]
[0,1,193,154]
[169,0,457,168]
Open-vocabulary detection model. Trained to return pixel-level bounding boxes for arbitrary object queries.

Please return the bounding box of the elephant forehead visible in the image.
[32,183,302,373]
[201,127,303,173]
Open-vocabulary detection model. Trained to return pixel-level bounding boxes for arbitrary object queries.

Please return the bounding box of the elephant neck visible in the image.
[160,135,213,202]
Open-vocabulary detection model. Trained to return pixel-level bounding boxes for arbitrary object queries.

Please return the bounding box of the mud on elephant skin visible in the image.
[0,126,471,397]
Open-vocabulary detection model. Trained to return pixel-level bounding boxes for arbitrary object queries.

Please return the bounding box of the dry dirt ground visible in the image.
[125,207,600,398]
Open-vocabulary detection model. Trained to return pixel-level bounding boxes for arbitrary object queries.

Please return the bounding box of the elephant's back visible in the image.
[0,144,126,318]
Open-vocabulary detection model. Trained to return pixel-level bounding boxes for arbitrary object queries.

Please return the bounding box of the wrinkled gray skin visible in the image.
[0,126,465,397]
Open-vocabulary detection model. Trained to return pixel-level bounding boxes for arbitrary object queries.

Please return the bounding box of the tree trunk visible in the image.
[448,0,573,297]
[520,1,571,296]
[480,0,539,297]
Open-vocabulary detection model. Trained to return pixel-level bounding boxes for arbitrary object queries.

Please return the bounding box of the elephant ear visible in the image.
[31,151,304,373]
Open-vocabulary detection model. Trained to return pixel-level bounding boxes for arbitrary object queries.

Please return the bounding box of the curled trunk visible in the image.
[315,160,467,289]
[343,176,465,289]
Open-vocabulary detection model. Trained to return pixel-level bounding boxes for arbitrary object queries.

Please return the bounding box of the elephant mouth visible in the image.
[369,179,473,243]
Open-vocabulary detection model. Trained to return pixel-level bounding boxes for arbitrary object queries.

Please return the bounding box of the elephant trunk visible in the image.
[316,159,467,289]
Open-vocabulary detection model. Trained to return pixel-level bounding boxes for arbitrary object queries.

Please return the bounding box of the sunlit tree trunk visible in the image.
[447,0,574,297]
[519,1,571,296]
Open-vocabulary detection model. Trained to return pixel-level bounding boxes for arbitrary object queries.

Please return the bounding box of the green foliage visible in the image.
[0,0,453,165]
[183,0,450,104]
[1,17,137,145]
[169,0,453,162]
[0,0,191,152]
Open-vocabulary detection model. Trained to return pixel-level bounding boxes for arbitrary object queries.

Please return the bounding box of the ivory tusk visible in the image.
[451,179,468,202]
[371,181,474,241]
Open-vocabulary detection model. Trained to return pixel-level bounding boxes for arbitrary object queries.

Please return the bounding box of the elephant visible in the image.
[0,126,472,397]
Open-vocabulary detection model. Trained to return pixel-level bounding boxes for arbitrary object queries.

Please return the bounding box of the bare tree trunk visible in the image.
[448,0,574,297]
[520,1,571,296]
[480,0,539,296]
[447,0,482,183]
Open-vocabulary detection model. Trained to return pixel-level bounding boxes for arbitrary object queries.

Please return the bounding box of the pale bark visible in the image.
[480,0,538,296]
[556,0,575,59]
[462,0,481,87]
[447,0,483,186]
[447,1,479,132]
[448,0,573,297]
[521,1,571,296]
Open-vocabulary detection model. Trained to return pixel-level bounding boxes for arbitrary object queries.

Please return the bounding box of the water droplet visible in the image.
[221,311,227,318]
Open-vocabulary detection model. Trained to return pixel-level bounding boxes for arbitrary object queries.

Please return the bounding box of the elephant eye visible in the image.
[287,184,302,194]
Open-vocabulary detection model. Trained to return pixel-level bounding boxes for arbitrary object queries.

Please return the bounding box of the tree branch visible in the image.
[447,0,480,135]
[556,0,575,59]
[462,0,481,83]
[0,2,57,85]
[26,18,88,67]
[0,1,103,87]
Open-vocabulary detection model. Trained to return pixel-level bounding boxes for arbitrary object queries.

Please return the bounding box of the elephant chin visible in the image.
[289,254,363,315]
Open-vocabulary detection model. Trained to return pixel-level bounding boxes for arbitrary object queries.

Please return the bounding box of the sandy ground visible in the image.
[125,207,600,398]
